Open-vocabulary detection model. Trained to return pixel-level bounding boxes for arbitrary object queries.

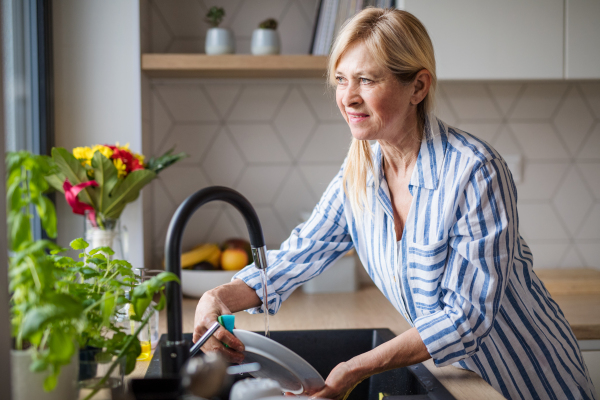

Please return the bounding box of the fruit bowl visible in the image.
[181,269,238,298]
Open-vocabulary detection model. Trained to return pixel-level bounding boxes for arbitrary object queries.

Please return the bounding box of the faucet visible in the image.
[161,186,268,377]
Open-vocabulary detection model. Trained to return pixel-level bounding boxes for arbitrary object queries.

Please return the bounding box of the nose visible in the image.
[342,81,362,107]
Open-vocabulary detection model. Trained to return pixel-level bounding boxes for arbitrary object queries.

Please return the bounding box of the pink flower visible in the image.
[63,179,98,216]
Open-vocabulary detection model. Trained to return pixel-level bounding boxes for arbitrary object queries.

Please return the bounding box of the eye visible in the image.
[360,78,372,84]
[335,76,346,85]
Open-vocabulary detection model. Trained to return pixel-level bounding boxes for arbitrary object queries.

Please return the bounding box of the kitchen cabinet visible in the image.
[401,0,564,80]
[566,0,600,79]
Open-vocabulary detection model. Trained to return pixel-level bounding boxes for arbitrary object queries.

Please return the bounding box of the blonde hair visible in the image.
[328,8,437,214]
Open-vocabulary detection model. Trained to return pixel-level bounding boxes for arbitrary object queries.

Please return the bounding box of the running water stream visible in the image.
[260,269,270,337]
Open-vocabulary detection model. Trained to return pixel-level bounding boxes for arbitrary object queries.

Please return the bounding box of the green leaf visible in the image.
[145,148,187,174]
[43,371,58,392]
[51,147,97,208]
[11,239,56,265]
[50,248,66,255]
[91,152,119,214]
[112,259,133,270]
[30,359,48,372]
[70,238,89,250]
[131,296,151,321]
[44,173,66,193]
[89,247,115,256]
[124,337,141,374]
[21,296,83,338]
[102,169,156,219]
[154,292,166,311]
[10,212,32,251]
[49,331,75,364]
[87,257,108,267]
[101,292,116,328]
[34,196,57,239]
[155,271,180,284]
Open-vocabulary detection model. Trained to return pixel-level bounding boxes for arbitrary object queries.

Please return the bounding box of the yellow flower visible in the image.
[91,144,114,160]
[115,142,130,151]
[73,146,93,166]
[134,153,145,166]
[113,158,128,178]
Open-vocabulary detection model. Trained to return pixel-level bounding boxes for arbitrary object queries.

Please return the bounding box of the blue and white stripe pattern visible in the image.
[234,115,596,399]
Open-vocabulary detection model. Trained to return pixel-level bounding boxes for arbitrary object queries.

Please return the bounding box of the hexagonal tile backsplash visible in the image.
[146,79,600,270]
[143,1,600,270]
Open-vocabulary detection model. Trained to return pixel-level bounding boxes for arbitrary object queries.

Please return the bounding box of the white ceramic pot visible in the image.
[251,29,280,55]
[205,27,235,55]
[11,349,79,400]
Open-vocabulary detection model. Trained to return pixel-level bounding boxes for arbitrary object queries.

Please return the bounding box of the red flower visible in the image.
[131,157,144,171]
[63,179,98,217]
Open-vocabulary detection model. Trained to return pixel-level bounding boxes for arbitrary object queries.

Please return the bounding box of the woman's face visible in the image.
[335,42,420,143]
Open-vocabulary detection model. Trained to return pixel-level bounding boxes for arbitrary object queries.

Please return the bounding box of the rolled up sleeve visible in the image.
[233,164,353,315]
[414,158,517,367]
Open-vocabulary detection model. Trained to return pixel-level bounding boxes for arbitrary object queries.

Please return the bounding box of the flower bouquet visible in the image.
[46,144,185,254]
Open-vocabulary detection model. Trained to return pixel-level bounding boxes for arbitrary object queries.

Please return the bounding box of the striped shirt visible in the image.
[234,114,596,399]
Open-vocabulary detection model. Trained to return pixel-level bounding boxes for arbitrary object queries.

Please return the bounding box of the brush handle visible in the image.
[189,321,221,357]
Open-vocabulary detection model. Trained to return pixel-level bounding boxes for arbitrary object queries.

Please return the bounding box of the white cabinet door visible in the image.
[566,0,600,79]
[402,1,564,80]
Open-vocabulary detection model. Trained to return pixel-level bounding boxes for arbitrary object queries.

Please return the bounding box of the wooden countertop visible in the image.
[132,269,600,399]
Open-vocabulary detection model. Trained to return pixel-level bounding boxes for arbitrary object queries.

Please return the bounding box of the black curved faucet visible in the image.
[161,186,268,376]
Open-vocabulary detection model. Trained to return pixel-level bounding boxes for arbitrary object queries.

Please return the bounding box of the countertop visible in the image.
[131,269,600,400]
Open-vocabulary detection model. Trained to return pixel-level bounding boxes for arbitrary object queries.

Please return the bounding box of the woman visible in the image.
[193,8,596,400]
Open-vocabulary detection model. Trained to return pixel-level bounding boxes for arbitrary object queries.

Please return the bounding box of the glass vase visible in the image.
[83,210,128,260]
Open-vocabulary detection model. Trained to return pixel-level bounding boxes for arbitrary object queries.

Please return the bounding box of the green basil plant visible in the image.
[7,151,178,396]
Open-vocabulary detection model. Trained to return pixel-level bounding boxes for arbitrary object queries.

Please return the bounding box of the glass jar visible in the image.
[83,210,128,260]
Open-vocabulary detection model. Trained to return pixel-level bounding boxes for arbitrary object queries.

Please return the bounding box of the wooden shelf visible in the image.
[141,54,328,78]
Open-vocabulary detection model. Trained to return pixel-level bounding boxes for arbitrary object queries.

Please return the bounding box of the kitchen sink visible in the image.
[145,328,456,400]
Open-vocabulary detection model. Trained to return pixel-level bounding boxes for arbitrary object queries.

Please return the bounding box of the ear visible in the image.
[411,69,432,105]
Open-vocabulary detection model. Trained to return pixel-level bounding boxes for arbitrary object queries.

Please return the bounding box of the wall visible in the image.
[53,0,145,268]
[143,0,600,270]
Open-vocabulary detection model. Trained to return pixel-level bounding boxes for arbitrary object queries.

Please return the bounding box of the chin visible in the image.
[349,128,376,142]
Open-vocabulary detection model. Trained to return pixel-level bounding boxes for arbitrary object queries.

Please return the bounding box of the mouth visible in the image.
[347,112,369,123]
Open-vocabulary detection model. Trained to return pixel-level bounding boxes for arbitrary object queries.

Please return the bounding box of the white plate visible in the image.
[181,269,237,298]
[233,329,325,395]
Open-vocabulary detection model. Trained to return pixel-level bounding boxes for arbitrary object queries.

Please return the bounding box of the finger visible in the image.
[212,326,245,352]
[201,336,245,362]
[202,340,245,363]
[192,323,211,343]
[192,326,205,343]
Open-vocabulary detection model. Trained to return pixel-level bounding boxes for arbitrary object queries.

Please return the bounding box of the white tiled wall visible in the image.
[142,1,600,270]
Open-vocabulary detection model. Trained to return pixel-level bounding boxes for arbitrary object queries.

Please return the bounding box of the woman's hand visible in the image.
[306,361,364,400]
[192,279,263,363]
[193,289,245,363]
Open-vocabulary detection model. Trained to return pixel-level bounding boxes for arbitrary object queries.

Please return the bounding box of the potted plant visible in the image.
[46,144,185,257]
[251,18,280,55]
[7,151,179,400]
[204,6,235,55]
[8,151,83,400]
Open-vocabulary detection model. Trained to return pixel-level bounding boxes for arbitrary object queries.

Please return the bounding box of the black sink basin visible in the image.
[145,328,455,400]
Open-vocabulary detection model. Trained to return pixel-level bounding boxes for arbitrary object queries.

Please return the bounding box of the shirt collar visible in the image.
[370,114,448,191]
[409,114,448,190]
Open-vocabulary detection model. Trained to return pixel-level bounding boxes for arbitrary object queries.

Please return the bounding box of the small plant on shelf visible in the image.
[204,6,235,55]
[205,6,225,28]
[252,18,280,55]
[259,18,278,30]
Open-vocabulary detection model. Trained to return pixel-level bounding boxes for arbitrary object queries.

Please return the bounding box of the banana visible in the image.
[181,243,221,269]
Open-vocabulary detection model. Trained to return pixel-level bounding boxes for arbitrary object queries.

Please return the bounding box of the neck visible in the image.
[379,126,421,180]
